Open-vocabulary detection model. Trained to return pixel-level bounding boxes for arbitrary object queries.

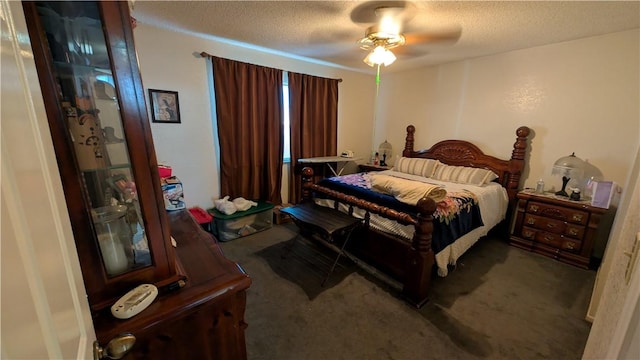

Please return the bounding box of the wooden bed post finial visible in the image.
[512,126,530,161]
[403,125,416,157]
[507,126,531,201]
[301,167,314,203]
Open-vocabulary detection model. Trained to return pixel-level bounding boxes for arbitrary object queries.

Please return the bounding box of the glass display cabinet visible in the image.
[23,1,184,311]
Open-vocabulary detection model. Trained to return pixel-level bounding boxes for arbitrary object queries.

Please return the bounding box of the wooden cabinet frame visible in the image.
[22,1,183,311]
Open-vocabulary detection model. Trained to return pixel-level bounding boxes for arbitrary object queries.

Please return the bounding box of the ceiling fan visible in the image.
[354,2,461,68]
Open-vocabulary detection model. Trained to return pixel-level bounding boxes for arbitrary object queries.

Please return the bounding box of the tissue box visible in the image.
[161,176,185,211]
[207,202,273,242]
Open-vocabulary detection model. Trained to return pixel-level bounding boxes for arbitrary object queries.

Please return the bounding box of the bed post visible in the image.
[301,167,315,203]
[403,197,437,308]
[402,125,416,157]
[506,126,531,201]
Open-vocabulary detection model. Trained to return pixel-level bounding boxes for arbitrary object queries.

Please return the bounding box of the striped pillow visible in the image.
[393,157,441,178]
[432,165,498,186]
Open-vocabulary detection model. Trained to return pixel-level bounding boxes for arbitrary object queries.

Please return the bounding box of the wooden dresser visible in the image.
[93,210,251,359]
[509,190,615,269]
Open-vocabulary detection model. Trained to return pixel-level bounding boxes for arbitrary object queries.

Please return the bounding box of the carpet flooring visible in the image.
[220,223,595,360]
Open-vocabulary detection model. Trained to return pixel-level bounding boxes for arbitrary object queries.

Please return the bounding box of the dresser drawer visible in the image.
[564,224,585,239]
[523,214,585,240]
[533,230,582,253]
[520,226,537,240]
[526,201,588,225]
[524,213,565,234]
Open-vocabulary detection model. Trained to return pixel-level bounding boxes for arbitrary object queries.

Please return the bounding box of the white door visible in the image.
[1,1,95,358]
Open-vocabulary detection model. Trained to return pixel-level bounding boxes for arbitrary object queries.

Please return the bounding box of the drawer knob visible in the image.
[569,228,578,236]
[530,205,539,212]
[527,218,536,225]
[546,223,556,229]
[572,214,583,222]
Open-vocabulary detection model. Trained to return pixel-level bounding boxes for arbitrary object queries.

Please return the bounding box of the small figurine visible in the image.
[373,152,380,166]
[570,188,581,201]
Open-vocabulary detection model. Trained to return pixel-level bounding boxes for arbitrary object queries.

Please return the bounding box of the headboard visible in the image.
[401,125,531,204]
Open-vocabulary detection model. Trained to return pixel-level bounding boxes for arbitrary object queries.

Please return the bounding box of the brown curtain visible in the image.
[288,72,339,204]
[211,56,283,204]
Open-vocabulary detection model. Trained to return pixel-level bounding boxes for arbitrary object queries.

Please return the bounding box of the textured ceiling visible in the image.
[133,1,640,73]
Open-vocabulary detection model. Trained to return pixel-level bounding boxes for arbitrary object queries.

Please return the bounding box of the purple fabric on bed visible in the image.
[315,173,483,253]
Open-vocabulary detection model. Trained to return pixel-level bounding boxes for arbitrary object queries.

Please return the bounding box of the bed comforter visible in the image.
[315,171,484,254]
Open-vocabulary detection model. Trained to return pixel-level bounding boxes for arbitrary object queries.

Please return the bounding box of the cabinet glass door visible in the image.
[35,1,151,276]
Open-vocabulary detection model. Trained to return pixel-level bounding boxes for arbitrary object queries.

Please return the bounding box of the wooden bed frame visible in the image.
[301,125,531,308]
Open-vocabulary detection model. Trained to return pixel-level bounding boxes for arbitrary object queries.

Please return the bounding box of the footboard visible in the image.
[301,167,436,307]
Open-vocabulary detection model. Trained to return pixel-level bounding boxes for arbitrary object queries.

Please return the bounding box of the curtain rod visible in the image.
[199,51,343,82]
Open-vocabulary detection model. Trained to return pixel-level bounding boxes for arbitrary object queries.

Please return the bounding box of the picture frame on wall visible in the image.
[148,89,181,123]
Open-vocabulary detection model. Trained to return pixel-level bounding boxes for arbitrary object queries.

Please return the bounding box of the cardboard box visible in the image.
[161,176,185,211]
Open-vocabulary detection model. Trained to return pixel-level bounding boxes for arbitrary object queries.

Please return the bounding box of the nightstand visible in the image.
[359,163,391,172]
[509,190,615,269]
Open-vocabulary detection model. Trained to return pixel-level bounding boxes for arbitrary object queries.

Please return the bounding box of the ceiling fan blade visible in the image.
[392,46,428,59]
[350,1,416,25]
[403,27,462,45]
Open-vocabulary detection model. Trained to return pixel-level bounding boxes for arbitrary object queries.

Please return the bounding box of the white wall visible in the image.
[583,145,640,358]
[133,24,375,209]
[376,30,639,191]
[134,23,638,211]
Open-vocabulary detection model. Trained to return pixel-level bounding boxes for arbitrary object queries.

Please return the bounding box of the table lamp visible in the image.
[378,140,392,166]
[551,152,585,197]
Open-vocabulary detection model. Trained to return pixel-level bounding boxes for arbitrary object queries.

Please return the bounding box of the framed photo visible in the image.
[148,89,181,123]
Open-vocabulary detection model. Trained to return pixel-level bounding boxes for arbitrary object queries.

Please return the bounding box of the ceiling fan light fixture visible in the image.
[363,46,396,67]
[359,24,406,50]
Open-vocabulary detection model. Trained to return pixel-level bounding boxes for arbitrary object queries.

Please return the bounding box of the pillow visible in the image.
[432,164,498,186]
[393,157,441,178]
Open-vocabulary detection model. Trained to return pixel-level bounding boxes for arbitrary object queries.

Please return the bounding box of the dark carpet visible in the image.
[257,235,357,300]
[220,223,595,360]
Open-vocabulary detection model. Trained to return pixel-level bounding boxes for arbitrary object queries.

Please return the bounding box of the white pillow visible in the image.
[432,164,498,186]
[393,157,441,178]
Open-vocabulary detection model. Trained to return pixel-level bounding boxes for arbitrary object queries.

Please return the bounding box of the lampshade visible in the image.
[378,140,393,166]
[551,152,585,196]
[363,46,396,67]
[378,140,393,158]
[551,152,585,178]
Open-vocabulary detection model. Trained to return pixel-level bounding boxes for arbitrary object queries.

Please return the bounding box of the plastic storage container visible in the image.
[207,202,274,242]
[188,207,213,233]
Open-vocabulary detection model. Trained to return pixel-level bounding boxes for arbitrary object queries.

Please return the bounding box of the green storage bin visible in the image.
[207,201,274,242]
